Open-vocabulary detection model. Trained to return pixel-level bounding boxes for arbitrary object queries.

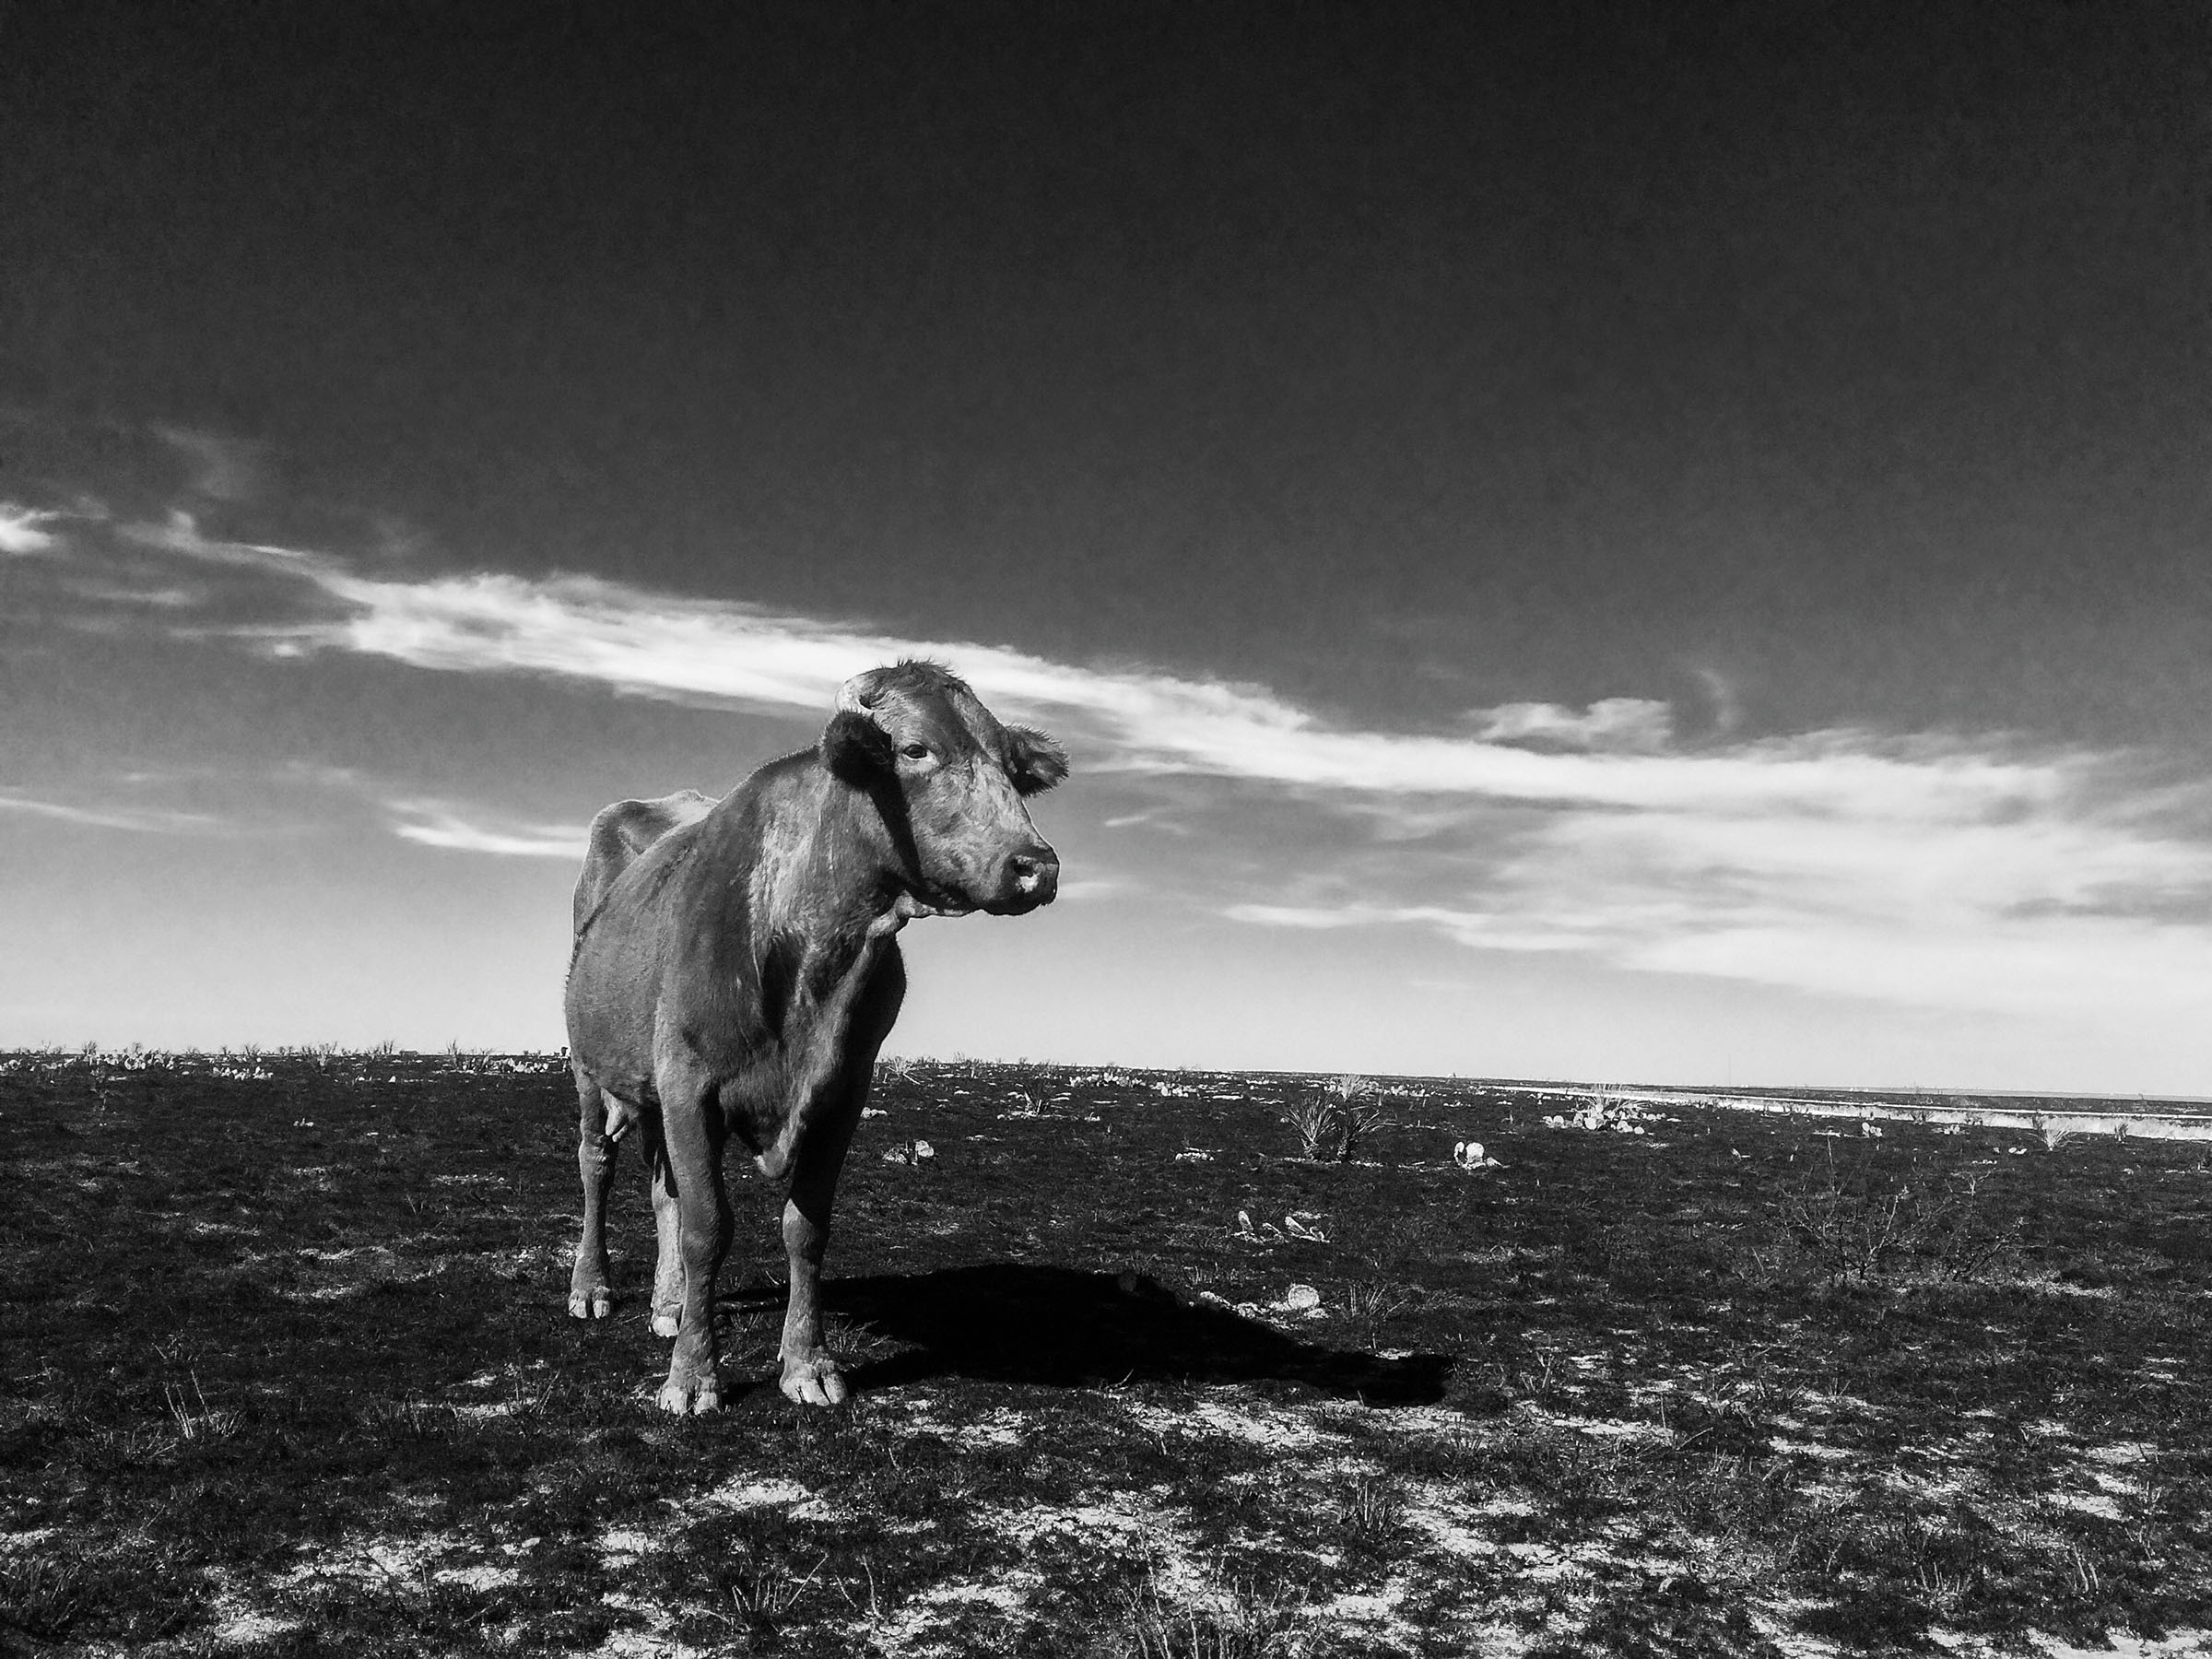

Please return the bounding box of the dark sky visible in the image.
[5,4,2209,1087]
[12,3,2206,730]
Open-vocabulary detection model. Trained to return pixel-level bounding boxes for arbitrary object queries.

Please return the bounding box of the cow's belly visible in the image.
[564,924,666,1102]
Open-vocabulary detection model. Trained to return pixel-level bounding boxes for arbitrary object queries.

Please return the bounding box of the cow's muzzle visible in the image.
[984,844,1059,914]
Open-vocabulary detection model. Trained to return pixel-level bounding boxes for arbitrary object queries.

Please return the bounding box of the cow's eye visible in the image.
[900,743,930,760]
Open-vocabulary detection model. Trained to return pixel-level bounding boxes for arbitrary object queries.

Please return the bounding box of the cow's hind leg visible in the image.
[641,1109,685,1338]
[567,1067,621,1320]
[655,1058,733,1415]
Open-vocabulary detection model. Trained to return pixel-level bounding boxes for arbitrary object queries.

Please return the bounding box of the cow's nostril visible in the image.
[1006,852,1059,897]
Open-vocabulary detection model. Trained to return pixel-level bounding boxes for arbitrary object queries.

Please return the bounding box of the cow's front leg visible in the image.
[778,1191,845,1406]
[567,1069,620,1320]
[654,1073,731,1415]
[778,1100,863,1407]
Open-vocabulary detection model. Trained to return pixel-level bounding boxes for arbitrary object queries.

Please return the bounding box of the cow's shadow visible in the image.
[725,1263,1452,1406]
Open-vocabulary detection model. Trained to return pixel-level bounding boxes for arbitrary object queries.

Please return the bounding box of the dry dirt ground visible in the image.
[3,1051,2209,1657]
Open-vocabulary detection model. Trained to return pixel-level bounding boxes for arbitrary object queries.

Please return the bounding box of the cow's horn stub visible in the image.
[837,669,889,715]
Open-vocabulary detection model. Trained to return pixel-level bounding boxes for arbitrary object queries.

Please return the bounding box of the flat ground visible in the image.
[3,1051,2208,1657]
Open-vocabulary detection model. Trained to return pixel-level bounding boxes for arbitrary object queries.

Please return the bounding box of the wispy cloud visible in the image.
[1048,876,1125,902]
[1468,697,1673,752]
[0,791,223,835]
[120,515,2072,815]
[1228,779,2212,1020]
[386,802,589,859]
[1,502,65,555]
[65,513,2212,1024]
[154,424,267,503]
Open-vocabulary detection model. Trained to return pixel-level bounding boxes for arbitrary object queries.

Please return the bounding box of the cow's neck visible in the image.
[731,773,909,1178]
[742,768,908,994]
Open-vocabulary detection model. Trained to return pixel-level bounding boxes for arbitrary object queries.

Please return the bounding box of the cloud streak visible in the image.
[386,802,590,859]
[0,791,223,835]
[1468,697,1674,752]
[154,424,267,503]
[126,515,2073,817]
[1,502,65,555]
[75,514,2212,1025]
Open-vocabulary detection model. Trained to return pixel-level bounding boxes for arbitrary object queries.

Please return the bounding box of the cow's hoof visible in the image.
[779,1355,848,1408]
[568,1289,615,1320]
[651,1310,681,1338]
[655,1375,721,1415]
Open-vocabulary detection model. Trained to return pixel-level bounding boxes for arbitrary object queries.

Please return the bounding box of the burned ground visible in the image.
[3,1051,2209,1656]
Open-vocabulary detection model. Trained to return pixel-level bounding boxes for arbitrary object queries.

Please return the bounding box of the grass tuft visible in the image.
[1121,1566,1305,1659]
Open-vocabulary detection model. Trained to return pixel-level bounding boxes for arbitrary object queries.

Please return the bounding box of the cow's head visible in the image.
[820,661,1065,916]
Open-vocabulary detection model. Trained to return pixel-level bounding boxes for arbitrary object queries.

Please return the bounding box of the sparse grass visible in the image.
[160,1371,240,1442]
[2,1051,2209,1655]
[1338,1279,1410,1347]
[1335,1474,1409,1553]
[1122,1565,1306,1659]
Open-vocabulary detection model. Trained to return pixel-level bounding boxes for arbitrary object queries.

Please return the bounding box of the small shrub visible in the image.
[1284,1087,1392,1163]
[1766,1154,2019,1285]
[1285,1097,1344,1162]
[2035,1114,2080,1152]
[1337,1100,1391,1160]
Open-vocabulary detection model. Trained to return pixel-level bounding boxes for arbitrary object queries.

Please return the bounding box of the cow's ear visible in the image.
[821,710,895,783]
[1006,726,1068,795]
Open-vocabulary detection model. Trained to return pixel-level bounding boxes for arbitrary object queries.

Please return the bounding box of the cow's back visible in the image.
[565,791,718,1093]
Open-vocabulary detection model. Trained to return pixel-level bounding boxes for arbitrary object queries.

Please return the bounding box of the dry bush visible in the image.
[1768,1159,2020,1286]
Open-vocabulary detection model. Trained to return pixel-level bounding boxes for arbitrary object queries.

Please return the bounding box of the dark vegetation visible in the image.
[3,1049,2209,1656]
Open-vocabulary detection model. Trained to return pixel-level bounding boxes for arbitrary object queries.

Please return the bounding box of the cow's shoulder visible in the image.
[589,791,717,862]
[573,790,718,935]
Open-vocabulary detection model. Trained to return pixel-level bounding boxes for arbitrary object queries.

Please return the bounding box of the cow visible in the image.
[562,661,1065,1413]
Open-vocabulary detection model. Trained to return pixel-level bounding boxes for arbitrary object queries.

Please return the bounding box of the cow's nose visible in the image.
[1007,849,1059,904]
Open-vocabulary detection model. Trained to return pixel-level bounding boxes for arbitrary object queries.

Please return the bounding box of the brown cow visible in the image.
[563,661,1065,1412]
